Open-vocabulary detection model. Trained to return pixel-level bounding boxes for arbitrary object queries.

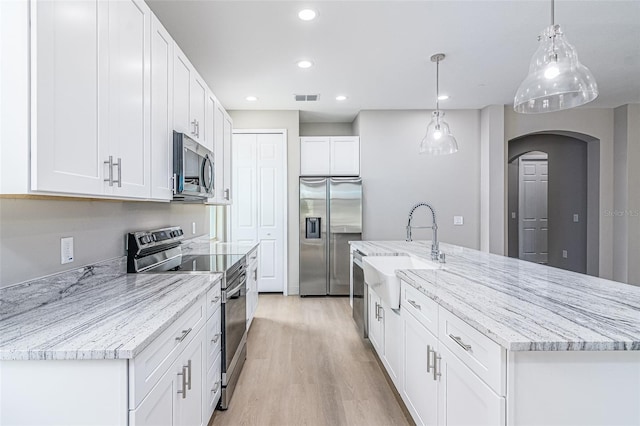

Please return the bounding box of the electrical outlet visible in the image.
[562,250,568,259]
[573,214,579,223]
[453,216,464,226]
[511,212,516,219]
[192,222,196,234]
[61,237,74,264]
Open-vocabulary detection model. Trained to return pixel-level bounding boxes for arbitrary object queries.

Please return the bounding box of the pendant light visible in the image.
[419,53,458,155]
[514,0,598,113]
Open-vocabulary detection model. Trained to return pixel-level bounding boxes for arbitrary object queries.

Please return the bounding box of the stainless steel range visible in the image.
[127,226,247,410]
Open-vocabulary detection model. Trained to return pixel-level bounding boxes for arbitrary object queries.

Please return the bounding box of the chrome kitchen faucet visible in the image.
[406,202,440,261]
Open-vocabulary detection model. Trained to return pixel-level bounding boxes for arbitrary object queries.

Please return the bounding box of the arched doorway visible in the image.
[507,132,600,275]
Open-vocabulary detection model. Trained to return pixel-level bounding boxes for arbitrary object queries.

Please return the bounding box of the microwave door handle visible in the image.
[207,156,214,194]
[201,155,210,193]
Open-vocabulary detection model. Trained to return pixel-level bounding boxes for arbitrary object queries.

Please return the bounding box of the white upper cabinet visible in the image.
[30,0,151,199]
[204,92,216,153]
[150,14,174,201]
[104,0,151,198]
[330,137,360,175]
[173,47,192,137]
[31,0,107,195]
[209,101,233,204]
[223,111,233,203]
[300,136,359,176]
[190,73,207,145]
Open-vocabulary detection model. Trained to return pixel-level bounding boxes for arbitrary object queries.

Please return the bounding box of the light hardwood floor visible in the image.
[213,294,412,426]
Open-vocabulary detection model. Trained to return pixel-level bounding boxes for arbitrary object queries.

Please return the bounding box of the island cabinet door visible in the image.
[129,368,176,426]
[402,308,439,426]
[436,343,505,426]
[175,326,206,426]
[367,287,384,355]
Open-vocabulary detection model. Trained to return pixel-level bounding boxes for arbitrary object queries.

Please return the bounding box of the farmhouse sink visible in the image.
[363,256,439,309]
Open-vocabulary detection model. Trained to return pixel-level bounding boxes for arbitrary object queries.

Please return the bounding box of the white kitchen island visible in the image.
[351,240,640,426]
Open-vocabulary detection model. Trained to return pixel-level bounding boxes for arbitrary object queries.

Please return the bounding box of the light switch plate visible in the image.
[192,222,196,234]
[511,212,517,219]
[61,237,74,264]
[562,250,568,259]
[453,216,464,226]
[573,214,579,223]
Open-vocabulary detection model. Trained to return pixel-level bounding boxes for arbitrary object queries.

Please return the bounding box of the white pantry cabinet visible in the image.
[210,102,233,204]
[246,247,259,329]
[300,136,360,176]
[150,15,174,200]
[223,110,234,203]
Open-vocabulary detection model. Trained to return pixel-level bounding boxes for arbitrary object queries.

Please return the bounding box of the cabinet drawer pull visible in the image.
[104,156,114,186]
[113,157,122,188]
[191,120,197,135]
[374,302,379,320]
[449,334,472,351]
[211,333,221,344]
[177,366,188,399]
[186,359,192,390]
[377,304,383,321]
[433,353,442,381]
[426,344,434,373]
[407,299,422,310]
[175,328,192,343]
[211,296,220,304]
[212,381,220,393]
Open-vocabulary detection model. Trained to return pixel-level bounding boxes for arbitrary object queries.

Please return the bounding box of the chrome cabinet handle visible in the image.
[177,366,187,399]
[175,328,192,343]
[377,305,383,321]
[374,302,379,320]
[426,344,433,373]
[253,270,257,281]
[211,296,220,304]
[104,156,114,186]
[186,359,192,390]
[191,120,197,135]
[211,333,221,344]
[433,353,442,381]
[212,381,220,393]
[408,299,422,310]
[113,157,122,187]
[196,120,200,138]
[172,173,177,194]
[449,334,472,351]
[224,188,230,200]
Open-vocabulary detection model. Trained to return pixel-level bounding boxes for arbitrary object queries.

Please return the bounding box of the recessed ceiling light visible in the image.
[336,95,348,101]
[438,95,450,100]
[245,96,258,101]
[298,9,317,21]
[297,60,313,69]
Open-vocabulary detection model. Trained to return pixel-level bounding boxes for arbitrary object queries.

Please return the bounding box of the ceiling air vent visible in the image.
[294,94,320,102]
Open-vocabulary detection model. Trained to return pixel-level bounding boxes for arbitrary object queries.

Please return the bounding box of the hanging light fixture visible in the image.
[420,54,458,155]
[514,0,598,113]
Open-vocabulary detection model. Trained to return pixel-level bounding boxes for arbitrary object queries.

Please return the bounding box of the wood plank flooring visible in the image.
[213,294,411,426]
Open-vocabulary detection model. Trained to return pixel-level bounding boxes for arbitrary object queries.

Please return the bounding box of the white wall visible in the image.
[0,198,210,288]
[228,110,300,295]
[480,105,505,255]
[357,110,481,249]
[299,122,354,137]
[504,107,615,279]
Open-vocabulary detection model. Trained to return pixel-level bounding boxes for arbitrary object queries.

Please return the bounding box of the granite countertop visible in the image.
[182,236,259,256]
[350,241,640,351]
[0,258,222,361]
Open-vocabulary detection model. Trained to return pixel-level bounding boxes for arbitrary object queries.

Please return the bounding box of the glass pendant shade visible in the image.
[419,111,458,155]
[514,24,598,113]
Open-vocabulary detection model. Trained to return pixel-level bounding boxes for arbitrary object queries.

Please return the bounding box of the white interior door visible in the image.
[519,153,548,264]
[232,132,286,293]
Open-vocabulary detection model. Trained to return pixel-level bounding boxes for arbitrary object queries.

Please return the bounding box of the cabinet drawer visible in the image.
[206,351,222,421]
[438,306,506,396]
[205,280,222,319]
[401,281,439,336]
[247,247,258,263]
[130,297,206,408]
[206,305,222,371]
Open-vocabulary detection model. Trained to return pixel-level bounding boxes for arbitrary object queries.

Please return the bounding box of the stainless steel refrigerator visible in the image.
[300,177,362,296]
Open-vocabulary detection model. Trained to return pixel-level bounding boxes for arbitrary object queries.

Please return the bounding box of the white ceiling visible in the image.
[147,0,640,123]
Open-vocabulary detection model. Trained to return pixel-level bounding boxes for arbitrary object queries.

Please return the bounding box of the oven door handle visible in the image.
[223,283,244,302]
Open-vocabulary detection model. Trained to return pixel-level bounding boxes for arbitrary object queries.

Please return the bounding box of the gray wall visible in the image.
[299,122,354,137]
[613,104,640,286]
[358,110,481,248]
[508,135,589,274]
[227,110,301,294]
[504,107,614,279]
[0,198,210,288]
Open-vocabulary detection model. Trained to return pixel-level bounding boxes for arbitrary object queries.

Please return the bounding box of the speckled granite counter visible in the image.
[350,241,640,351]
[182,236,258,256]
[0,257,221,360]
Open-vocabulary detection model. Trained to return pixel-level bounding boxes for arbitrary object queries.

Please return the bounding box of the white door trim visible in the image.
[232,129,288,296]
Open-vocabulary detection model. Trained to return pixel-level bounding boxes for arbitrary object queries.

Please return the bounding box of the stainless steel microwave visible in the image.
[173,132,214,201]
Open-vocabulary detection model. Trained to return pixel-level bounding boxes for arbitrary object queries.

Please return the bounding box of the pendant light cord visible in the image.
[435,58,440,112]
[550,0,555,26]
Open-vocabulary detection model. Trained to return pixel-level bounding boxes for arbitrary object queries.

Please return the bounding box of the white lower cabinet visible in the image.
[246,248,259,329]
[367,280,506,426]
